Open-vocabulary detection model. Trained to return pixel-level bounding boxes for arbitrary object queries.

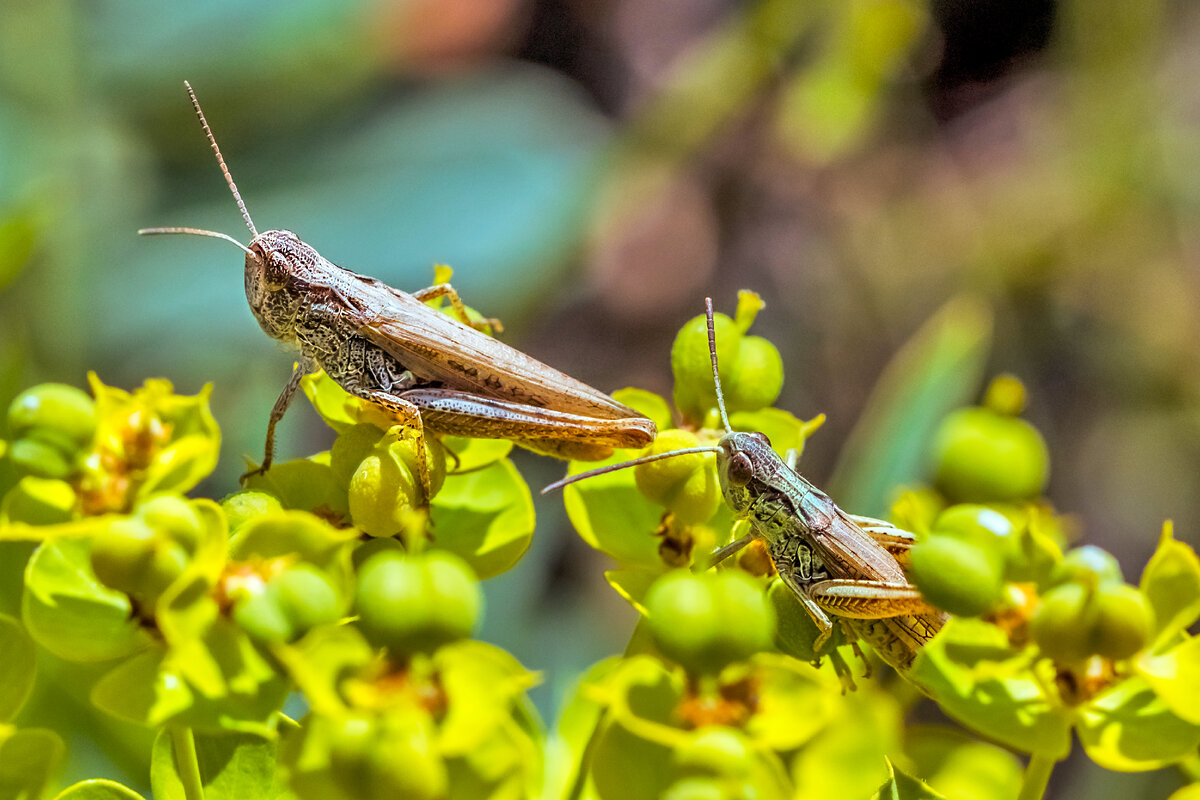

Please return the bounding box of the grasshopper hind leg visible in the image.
[413,283,503,333]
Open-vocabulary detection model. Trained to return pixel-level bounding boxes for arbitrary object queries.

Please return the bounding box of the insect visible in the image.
[545,298,947,686]
[139,82,657,493]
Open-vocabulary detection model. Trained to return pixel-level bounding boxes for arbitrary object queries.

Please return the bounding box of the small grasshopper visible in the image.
[546,299,946,685]
[139,82,656,492]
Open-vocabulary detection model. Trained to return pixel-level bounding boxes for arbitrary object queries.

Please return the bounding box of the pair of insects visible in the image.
[143,83,944,682]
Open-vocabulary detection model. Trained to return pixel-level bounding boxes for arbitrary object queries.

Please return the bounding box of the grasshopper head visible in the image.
[715,430,774,512]
[245,229,317,339]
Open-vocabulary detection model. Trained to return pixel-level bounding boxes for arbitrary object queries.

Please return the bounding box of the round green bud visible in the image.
[712,571,775,660]
[983,374,1027,417]
[355,550,481,656]
[1052,545,1123,589]
[1089,583,1153,660]
[674,727,753,779]
[672,313,741,425]
[327,713,447,800]
[348,434,446,537]
[931,504,1018,573]
[1030,582,1094,663]
[330,423,385,487]
[724,335,784,414]
[233,584,296,643]
[7,383,97,447]
[646,571,773,675]
[220,490,284,533]
[661,777,726,800]
[89,517,156,593]
[909,534,1005,617]
[932,407,1050,503]
[9,436,75,479]
[136,494,203,554]
[272,564,342,635]
[1,476,76,525]
[634,430,720,525]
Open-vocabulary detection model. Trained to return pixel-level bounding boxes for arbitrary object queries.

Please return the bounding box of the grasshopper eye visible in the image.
[727,452,754,487]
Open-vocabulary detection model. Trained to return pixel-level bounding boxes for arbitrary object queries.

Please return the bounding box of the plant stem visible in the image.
[171,725,205,800]
[1017,753,1058,800]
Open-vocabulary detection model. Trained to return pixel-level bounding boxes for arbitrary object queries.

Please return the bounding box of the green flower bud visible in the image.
[348,433,446,537]
[661,777,726,800]
[273,564,342,634]
[1030,582,1093,663]
[220,490,284,533]
[910,534,1005,617]
[931,504,1019,573]
[1090,583,1153,660]
[724,335,784,414]
[330,423,385,487]
[1052,545,1123,589]
[674,727,753,779]
[932,407,1049,503]
[634,430,720,525]
[7,383,97,448]
[646,571,774,675]
[9,436,75,479]
[233,584,297,643]
[327,713,446,800]
[136,494,203,554]
[1,476,76,525]
[89,517,189,605]
[355,550,481,656]
[672,313,740,425]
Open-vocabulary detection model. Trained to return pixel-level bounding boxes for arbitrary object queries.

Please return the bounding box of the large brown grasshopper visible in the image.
[547,299,946,685]
[139,82,656,492]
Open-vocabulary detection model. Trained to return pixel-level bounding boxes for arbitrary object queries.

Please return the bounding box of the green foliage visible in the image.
[2,295,1199,800]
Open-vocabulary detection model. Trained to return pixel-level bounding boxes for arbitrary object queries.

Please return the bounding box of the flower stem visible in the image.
[171,725,205,800]
[1017,752,1058,800]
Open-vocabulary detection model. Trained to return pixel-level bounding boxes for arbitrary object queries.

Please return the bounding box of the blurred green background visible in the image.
[1,0,1197,796]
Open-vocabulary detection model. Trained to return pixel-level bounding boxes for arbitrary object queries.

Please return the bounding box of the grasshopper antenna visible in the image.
[705,296,733,433]
[543,296,737,496]
[184,80,258,238]
[136,226,254,256]
[541,446,720,494]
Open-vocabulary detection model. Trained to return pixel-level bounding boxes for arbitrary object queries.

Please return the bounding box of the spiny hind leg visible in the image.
[413,283,503,333]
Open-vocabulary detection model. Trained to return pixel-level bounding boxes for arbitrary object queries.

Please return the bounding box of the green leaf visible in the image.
[792,691,901,800]
[1076,674,1200,771]
[151,728,286,800]
[0,726,65,800]
[728,408,824,463]
[604,569,660,615]
[1139,635,1200,724]
[0,613,35,722]
[442,437,513,474]
[436,640,540,755]
[589,657,683,800]
[870,758,947,800]
[21,537,151,662]
[429,459,534,580]
[272,625,375,717]
[612,388,673,432]
[242,458,349,521]
[743,654,837,751]
[52,779,146,800]
[905,725,1023,800]
[91,647,193,727]
[562,450,664,569]
[829,295,993,516]
[1140,522,1200,648]
[908,618,1071,758]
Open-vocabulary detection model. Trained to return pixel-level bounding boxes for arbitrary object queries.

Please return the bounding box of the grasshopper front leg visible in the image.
[243,356,316,482]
